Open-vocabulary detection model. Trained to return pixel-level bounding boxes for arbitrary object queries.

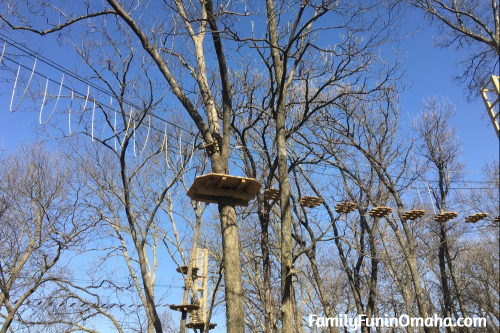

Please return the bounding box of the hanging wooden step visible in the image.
[334,201,358,213]
[299,196,324,208]
[494,216,500,222]
[187,173,261,207]
[186,322,217,330]
[176,266,200,277]
[401,209,426,220]
[369,207,392,218]
[465,212,488,223]
[169,304,200,312]
[433,212,458,222]
[264,188,280,200]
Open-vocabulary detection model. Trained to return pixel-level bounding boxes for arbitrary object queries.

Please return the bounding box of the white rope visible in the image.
[162,123,168,165]
[114,106,133,151]
[69,86,90,134]
[178,130,183,165]
[91,99,97,142]
[10,58,37,112]
[416,187,423,208]
[133,115,151,157]
[0,42,6,63]
[39,73,64,125]
[426,181,436,214]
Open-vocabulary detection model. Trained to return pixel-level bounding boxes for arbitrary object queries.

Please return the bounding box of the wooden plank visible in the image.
[264,188,279,200]
[299,196,323,208]
[196,187,255,201]
[187,173,261,205]
[369,207,392,217]
[401,209,425,220]
[216,176,227,189]
[465,212,488,223]
[433,211,458,222]
[235,179,246,191]
[335,202,358,213]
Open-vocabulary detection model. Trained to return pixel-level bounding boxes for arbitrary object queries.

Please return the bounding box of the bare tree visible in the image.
[404,0,500,98]
[0,143,96,333]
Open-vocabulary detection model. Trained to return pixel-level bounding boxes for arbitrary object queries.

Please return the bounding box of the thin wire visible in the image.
[10,58,37,112]
[0,35,199,137]
[39,73,64,125]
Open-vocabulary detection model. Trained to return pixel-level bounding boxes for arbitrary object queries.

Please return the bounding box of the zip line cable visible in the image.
[1,35,497,185]
[1,52,194,148]
[0,34,199,138]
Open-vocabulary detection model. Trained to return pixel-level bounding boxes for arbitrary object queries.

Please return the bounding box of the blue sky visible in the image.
[1,12,497,173]
[0,5,498,333]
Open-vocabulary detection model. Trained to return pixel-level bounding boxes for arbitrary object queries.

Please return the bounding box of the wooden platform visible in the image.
[186,322,217,330]
[169,304,200,312]
[368,207,392,218]
[299,196,323,208]
[176,266,200,276]
[334,201,358,213]
[264,188,279,200]
[494,216,500,223]
[465,212,488,223]
[187,173,261,206]
[433,212,458,222]
[401,209,426,220]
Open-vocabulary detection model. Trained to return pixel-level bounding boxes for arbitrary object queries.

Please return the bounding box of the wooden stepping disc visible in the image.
[299,196,324,208]
[401,209,426,220]
[334,202,358,213]
[433,211,458,222]
[264,188,279,200]
[369,206,392,218]
[465,212,488,223]
[175,266,200,276]
[494,216,500,223]
[187,173,261,207]
[169,304,200,312]
[186,322,217,330]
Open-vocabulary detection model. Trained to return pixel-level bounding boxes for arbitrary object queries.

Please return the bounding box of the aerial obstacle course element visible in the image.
[401,209,426,220]
[299,196,324,208]
[480,75,500,139]
[433,212,458,222]
[170,248,216,332]
[334,201,358,214]
[369,207,392,218]
[465,212,489,223]
[187,173,261,206]
[264,188,279,200]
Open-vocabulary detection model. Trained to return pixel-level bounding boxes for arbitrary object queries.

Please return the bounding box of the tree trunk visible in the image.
[218,197,244,333]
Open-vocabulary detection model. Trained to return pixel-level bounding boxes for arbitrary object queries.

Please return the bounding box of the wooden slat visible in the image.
[264,188,279,200]
[465,212,488,223]
[433,211,458,222]
[369,207,392,218]
[196,187,256,201]
[401,209,426,220]
[187,173,261,206]
[169,304,200,312]
[235,179,246,191]
[334,202,358,213]
[299,196,324,208]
